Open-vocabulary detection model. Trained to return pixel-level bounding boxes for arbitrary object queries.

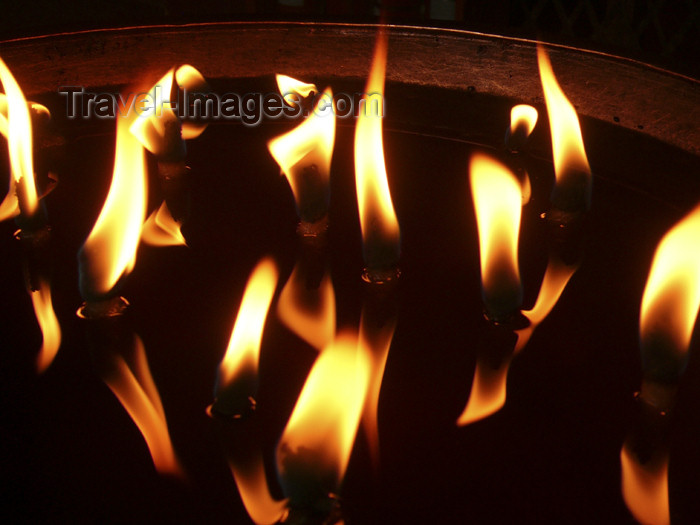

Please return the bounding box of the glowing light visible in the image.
[79,115,147,300]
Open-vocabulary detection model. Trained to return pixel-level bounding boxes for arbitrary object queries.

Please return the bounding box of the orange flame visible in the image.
[276,74,317,107]
[141,201,187,247]
[640,205,700,358]
[268,82,335,223]
[0,93,49,138]
[537,45,591,211]
[104,335,182,476]
[277,264,335,351]
[470,153,523,320]
[217,258,278,392]
[515,257,577,352]
[620,444,670,525]
[31,279,61,373]
[130,65,208,155]
[0,175,19,221]
[230,453,289,525]
[510,104,538,138]
[79,115,147,299]
[506,103,539,153]
[129,68,179,155]
[354,30,400,271]
[174,65,209,140]
[456,357,509,426]
[0,58,38,219]
[277,331,371,499]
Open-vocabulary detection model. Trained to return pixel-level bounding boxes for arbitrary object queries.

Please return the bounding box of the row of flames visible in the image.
[0,28,698,524]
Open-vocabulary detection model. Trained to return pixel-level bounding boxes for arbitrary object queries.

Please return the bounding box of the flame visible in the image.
[0,58,38,218]
[130,65,209,151]
[640,205,700,357]
[175,64,209,139]
[31,278,61,372]
[510,104,538,138]
[456,357,509,426]
[104,335,182,476]
[141,201,187,247]
[470,153,523,319]
[520,172,532,205]
[277,264,335,351]
[515,257,577,352]
[620,444,670,525]
[230,453,289,525]
[354,30,400,268]
[0,175,19,221]
[217,258,278,390]
[359,305,396,467]
[0,93,49,138]
[79,115,147,299]
[277,331,371,498]
[276,74,317,107]
[130,68,178,155]
[268,84,335,223]
[537,45,591,210]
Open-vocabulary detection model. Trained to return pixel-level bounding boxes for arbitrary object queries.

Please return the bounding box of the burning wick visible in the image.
[211,257,278,418]
[276,331,370,519]
[638,204,700,397]
[0,57,61,371]
[620,203,700,524]
[537,45,592,216]
[504,104,538,153]
[78,113,147,317]
[268,75,335,237]
[470,153,523,322]
[355,29,401,283]
[131,65,208,224]
[457,254,576,426]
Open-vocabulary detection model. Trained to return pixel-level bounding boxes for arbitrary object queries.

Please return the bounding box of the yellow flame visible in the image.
[620,444,670,525]
[510,104,538,137]
[537,46,591,189]
[470,153,522,309]
[80,115,147,298]
[130,68,178,154]
[267,86,336,213]
[456,357,509,426]
[229,454,289,525]
[0,176,19,221]
[0,94,49,138]
[104,335,182,476]
[175,64,209,139]
[515,257,577,352]
[277,331,371,491]
[354,31,400,249]
[0,97,50,221]
[277,264,335,351]
[218,258,278,388]
[141,201,187,247]
[31,279,61,373]
[640,204,700,354]
[276,74,317,107]
[0,58,38,218]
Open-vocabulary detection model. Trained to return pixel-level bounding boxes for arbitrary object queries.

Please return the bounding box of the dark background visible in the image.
[1,0,698,78]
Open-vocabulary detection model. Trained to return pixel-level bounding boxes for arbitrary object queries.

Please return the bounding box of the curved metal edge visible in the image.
[0,21,697,155]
